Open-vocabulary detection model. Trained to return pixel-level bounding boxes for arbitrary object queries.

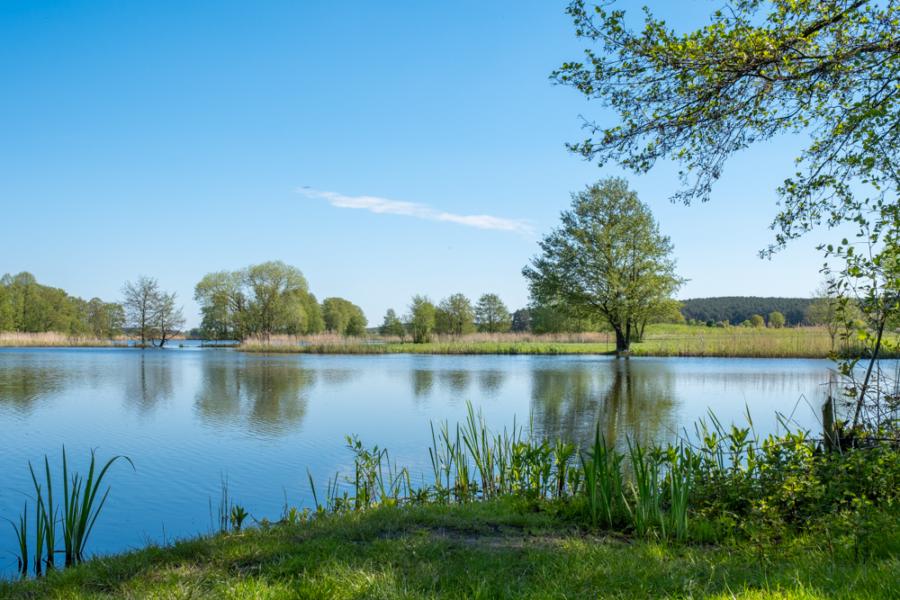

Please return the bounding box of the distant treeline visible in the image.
[0,272,124,337]
[680,297,814,326]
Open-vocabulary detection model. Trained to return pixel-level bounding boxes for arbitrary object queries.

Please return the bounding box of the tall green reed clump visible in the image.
[301,401,896,545]
[580,427,625,528]
[9,447,132,577]
[307,401,695,541]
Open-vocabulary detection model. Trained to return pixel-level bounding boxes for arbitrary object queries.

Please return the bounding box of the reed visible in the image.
[580,427,625,528]
[60,448,133,566]
[0,332,120,348]
[10,504,28,578]
[28,456,57,573]
[9,448,132,579]
[625,440,664,537]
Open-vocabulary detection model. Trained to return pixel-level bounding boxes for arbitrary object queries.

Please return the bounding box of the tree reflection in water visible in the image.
[530,359,677,449]
[195,357,316,436]
[124,354,175,414]
[0,363,63,414]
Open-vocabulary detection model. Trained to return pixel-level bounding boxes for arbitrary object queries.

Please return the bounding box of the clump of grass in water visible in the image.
[60,448,133,566]
[9,448,132,578]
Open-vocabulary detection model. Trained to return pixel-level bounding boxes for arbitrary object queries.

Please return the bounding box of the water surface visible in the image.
[0,347,836,575]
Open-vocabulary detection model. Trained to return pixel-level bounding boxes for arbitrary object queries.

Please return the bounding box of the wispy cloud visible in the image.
[298,187,533,235]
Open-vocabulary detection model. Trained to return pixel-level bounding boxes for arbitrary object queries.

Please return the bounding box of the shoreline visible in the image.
[0,342,892,359]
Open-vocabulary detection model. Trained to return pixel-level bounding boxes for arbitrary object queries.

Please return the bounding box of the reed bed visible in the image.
[0,332,121,348]
[305,402,899,544]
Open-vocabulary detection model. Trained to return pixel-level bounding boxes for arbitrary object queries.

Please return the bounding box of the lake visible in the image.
[0,347,838,576]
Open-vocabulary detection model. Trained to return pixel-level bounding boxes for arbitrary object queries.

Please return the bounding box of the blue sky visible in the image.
[0,1,836,326]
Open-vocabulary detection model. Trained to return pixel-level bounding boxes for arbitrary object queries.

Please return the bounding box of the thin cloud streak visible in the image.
[298,187,533,235]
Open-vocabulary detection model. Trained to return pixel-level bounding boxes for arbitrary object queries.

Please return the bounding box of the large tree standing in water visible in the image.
[523,178,683,353]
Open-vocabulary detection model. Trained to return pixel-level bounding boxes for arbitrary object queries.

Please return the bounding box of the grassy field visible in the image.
[240,325,894,358]
[2,498,897,599]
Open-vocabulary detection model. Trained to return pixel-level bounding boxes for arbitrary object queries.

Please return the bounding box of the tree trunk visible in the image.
[613,326,630,355]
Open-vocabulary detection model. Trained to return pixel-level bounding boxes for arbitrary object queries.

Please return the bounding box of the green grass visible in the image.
[3,498,897,599]
[240,325,896,358]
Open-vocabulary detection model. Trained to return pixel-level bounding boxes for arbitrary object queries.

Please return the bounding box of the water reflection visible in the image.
[195,358,315,435]
[124,354,175,414]
[439,370,471,394]
[0,349,844,578]
[531,359,677,448]
[411,369,434,398]
[0,363,63,413]
[477,370,505,395]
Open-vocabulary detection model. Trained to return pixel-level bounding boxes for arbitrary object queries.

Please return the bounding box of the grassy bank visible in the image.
[4,401,898,598]
[3,498,897,599]
[240,325,893,358]
[0,332,121,348]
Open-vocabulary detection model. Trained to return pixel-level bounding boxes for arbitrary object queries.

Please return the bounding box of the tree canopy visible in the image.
[0,272,123,337]
[554,0,898,256]
[408,295,436,343]
[322,297,367,336]
[122,276,184,347]
[523,178,683,352]
[435,293,476,336]
[474,294,512,333]
[195,261,326,341]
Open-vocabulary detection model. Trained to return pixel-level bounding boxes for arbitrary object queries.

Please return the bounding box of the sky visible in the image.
[0,1,838,327]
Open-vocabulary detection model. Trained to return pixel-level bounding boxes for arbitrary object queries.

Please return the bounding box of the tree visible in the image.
[554,1,899,256]
[322,297,367,336]
[86,298,125,338]
[194,271,246,340]
[122,276,159,345]
[151,291,185,347]
[195,261,325,341]
[300,292,325,334]
[243,261,309,341]
[435,293,475,336]
[474,294,512,333]
[0,284,13,331]
[407,295,436,343]
[523,178,683,353]
[511,308,531,333]
[379,308,405,339]
[806,282,844,352]
[750,314,766,328]
[768,311,786,329]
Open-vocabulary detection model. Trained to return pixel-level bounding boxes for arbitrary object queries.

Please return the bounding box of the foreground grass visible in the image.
[3,499,897,599]
[241,325,895,358]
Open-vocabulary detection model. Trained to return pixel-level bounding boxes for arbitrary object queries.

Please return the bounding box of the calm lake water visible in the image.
[0,346,838,575]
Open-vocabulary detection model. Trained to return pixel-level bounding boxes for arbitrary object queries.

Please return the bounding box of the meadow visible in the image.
[239,324,891,358]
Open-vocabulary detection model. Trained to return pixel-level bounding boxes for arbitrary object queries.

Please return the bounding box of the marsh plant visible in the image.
[9,448,132,578]
[301,401,898,546]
